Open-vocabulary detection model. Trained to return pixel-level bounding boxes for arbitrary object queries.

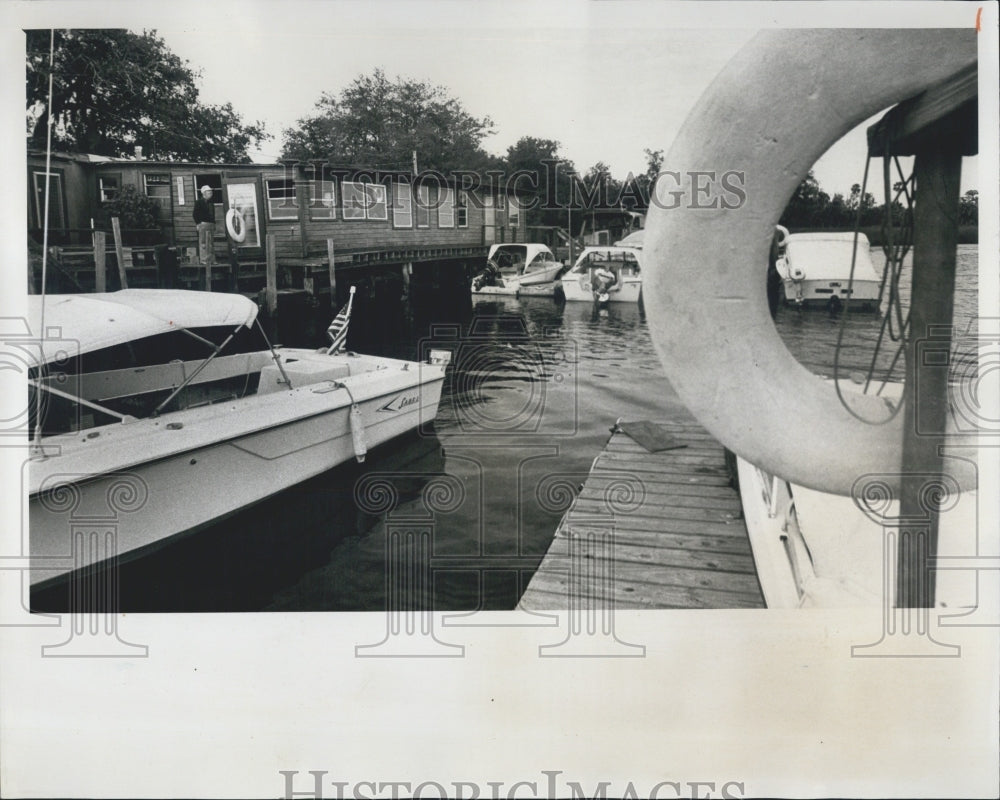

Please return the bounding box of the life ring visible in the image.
[774,224,790,248]
[642,29,976,496]
[225,208,247,243]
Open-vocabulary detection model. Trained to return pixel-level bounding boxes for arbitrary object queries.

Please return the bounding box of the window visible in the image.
[508,197,520,228]
[415,185,430,228]
[456,190,468,228]
[342,181,387,221]
[392,182,412,228]
[365,183,387,221]
[307,180,337,220]
[99,175,120,203]
[33,171,65,229]
[144,173,170,209]
[266,178,298,220]
[194,174,223,207]
[496,193,506,211]
[438,188,455,228]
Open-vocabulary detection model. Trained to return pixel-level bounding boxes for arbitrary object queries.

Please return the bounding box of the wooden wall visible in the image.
[87,161,525,262]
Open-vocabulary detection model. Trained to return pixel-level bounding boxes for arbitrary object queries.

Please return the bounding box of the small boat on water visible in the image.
[27,288,450,591]
[775,230,881,311]
[559,245,643,303]
[470,243,566,296]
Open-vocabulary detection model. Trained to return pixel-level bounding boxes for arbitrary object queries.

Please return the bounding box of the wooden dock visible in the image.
[519,419,765,610]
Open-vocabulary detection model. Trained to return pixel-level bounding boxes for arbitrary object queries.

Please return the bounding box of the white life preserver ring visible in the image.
[226,208,247,243]
[642,29,976,496]
[774,224,790,248]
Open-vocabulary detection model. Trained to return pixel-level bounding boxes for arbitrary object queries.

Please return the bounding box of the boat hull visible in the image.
[736,456,980,608]
[28,357,445,588]
[560,274,642,303]
[780,279,880,310]
[471,280,557,297]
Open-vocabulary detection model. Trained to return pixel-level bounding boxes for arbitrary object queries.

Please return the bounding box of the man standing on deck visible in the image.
[194,184,216,290]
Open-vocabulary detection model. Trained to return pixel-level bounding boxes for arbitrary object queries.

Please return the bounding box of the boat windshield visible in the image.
[572,249,641,273]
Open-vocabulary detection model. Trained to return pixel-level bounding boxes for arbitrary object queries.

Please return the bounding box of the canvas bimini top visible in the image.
[27,290,259,367]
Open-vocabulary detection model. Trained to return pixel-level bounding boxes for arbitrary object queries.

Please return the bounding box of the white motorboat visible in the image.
[775,231,882,310]
[27,289,450,590]
[471,243,566,296]
[736,451,978,609]
[559,246,643,303]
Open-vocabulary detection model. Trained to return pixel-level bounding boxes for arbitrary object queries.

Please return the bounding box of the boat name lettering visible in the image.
[377,394,420,413]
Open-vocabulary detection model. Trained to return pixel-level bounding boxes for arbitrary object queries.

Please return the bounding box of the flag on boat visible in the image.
[327,286,356,354]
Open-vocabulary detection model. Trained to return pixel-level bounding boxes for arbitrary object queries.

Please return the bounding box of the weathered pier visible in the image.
[519,419,765,610]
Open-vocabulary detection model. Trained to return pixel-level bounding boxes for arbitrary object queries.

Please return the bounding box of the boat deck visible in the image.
[519,419,765,610]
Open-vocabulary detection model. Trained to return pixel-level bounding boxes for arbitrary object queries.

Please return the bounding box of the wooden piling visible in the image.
[898,146,962,608]
[92,230,107,293]
[110,217,127,289]
[265,233,278,315]
[327,238,337,306]
[401,261,412,299]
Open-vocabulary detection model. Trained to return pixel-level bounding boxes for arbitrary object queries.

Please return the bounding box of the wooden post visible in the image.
[897,146,962,608]
[92,230,107,293]
[327,238,337,307]
[110,217,127,289]
[265,233,278,316]
[401,261,412,300]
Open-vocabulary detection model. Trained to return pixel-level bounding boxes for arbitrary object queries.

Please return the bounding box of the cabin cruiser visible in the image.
[27,289,450,590]
[471,243,565,296]
[560,246,643,303]
[775,230,881,311]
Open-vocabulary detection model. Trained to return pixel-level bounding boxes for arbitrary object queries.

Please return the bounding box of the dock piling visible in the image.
[327,238,337,306]
[92,230,106,293]
[110,217,128,289]
[266,233,278,315]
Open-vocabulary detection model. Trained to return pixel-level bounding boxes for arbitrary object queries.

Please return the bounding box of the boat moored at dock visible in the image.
[27,288,450,591]
[776,231,881,311]
[471,243,566,296]
[560,245,642,303]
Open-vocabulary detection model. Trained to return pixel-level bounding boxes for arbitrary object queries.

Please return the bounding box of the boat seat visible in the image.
[257,359,352,394]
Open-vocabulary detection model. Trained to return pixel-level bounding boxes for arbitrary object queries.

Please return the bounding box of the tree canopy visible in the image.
[281,69,498,172]
[26,29,269,162]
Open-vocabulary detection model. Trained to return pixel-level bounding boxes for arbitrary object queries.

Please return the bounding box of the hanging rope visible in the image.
[832,138,917,425]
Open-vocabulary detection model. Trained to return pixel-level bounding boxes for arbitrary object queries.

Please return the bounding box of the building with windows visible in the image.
[27,151,528,292]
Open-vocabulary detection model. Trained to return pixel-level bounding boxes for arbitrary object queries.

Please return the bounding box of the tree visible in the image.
[282,69,497,172]
[959,189,978,225]
[26,29,269,162]
[501,136,571,227]
[780,170,830,228]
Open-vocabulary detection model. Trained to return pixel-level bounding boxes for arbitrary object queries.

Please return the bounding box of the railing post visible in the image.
[327,238,337,307]
[110,217,127,289]
[265,233,278,316]
[92,230,106,293]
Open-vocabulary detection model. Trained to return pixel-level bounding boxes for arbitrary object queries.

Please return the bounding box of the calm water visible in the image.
[40,245,977,611]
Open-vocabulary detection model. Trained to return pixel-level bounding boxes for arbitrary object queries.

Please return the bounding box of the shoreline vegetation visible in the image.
[789,225,978,246]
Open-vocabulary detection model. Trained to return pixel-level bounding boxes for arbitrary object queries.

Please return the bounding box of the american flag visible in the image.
[326,285,356,354]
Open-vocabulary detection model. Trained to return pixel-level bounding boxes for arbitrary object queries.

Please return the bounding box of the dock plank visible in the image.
[520,421,765,610]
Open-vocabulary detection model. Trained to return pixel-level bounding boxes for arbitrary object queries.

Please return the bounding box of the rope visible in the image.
[32,29,56,455]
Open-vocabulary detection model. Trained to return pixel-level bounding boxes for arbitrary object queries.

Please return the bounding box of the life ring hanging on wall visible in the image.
[226,208,247,243]
[642,29,977,496]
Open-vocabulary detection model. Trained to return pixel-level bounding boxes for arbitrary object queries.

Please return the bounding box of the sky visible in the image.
[7,0,980,203]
